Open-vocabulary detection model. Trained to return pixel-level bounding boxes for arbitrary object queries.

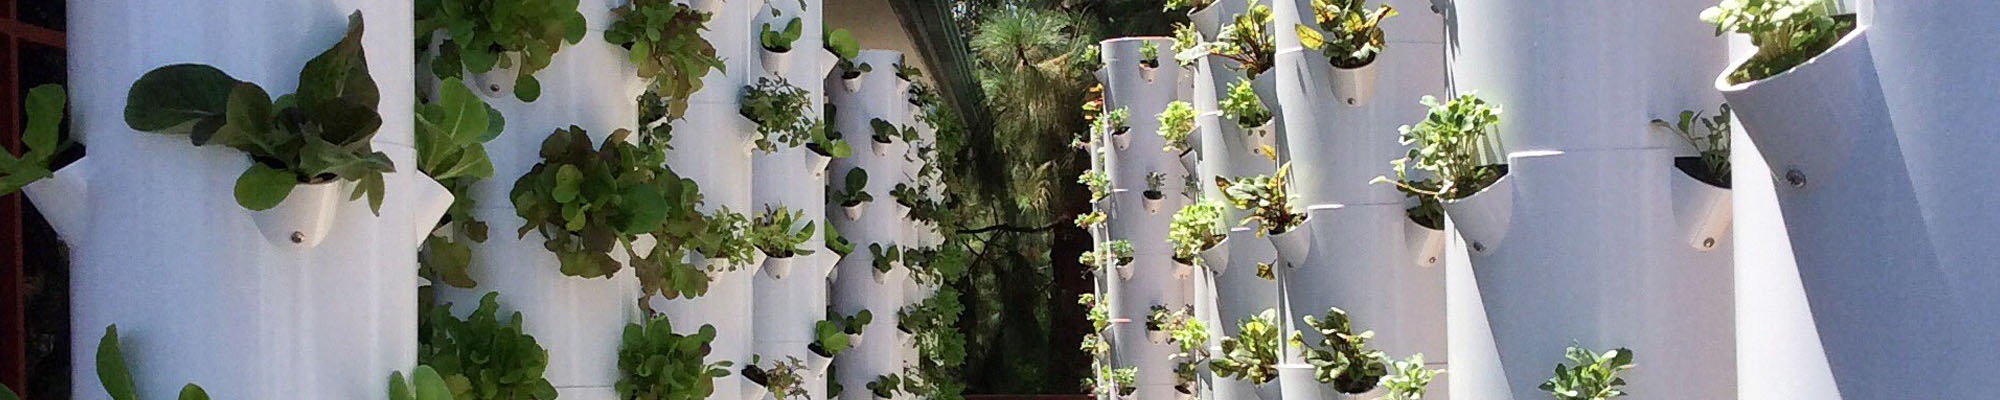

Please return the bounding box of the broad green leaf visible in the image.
[179,384,211,400]
[433,77,490,144]
[388,371,415,400]
[124,64,240,141]
[423,236,478,288]
[553,165,582,203]
[514,74,542,102]
[0,384,17,400]
[219,82,274,150]
[22,84,65,160]
[96,325,139,400]
[413,366,454,400]
[298,12,379,110]
[234,163,299,211]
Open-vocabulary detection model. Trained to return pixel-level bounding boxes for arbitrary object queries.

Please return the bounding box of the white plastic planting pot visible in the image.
[762,254,796,279]
[760,48,793,76]
[1267,216,1313,266]
[1200,238,1230,275]
[1441,173,1513,255]
[1721,26,1969,397]
[1277,363,1380,400]
[21,158,89,240]
[1404,215,1446,267]
[1669,159,1732,252]
[250,180,347,248]
[842,73,865,92]
[1329,60,1379,106]
[469,51,522,99]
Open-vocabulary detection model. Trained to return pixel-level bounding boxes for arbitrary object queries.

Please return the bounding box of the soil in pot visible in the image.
[742,366,770,387]
[1675,156,1731,189]
[809,342,836,358]
[1439,164,1510,202]
[1408,205,1444,231]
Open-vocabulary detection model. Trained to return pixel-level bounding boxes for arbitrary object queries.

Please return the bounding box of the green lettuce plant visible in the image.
[1212,309,1281,384]
[1654,104,1732,187]
[895,62,924,82]
[870,118,917,146]
[416,0,587,101]
[1383,353,1444,400]
[761,16,804,53]
[742,355,809,399]
[741,78,818,152]
[1212,0,1277,78]
[810,317,853,357]
[1377,93,1504,201]
[692,208,756,267]
[1080,294,1110,333]
[416,77,505,289]
[825,224,857,256]
[827,28,872,78]
[1702,0,1855,84]
[94,325,213,400]
[868,374,904,398]
[1538,344,1635,400]
[891,182,925,210]
[1293,307,1389,394]
[836,308,875,337]
[616,315,732,400]
[751,206,816,258]
[606,0,725,120]
[1296,0,1398,69]
[1139,41,1162,69]
[1216,163,1306,236]
[1219,78,1272,130]
[1079,169,1111,202]
[1168,200,1228,263]
[125,13,393,214]
[386,366,454,400]
[510,127,681,278]
[419,292,556,399]
[1101,107,1131,136]
[834,168,874,207]
[1104,240,1135,266]
[0,84,67,195]
[1158,101,1198,154]
[1074,209,1107,229]
[807,118,851,158]
[870,243,902,273]
[1165,307,1211,395]
[1106,366,1137,396]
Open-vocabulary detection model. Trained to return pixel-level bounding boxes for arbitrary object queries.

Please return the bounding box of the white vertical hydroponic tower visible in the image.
[1265,0,1450,398]
[1444,1,1736,399]
[1098,37,1193,400]
[828,50,914,400]
[51,0,450,398]
[752,0,837,399]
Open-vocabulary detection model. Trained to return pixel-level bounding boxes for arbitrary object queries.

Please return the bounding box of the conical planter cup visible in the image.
[762,253,796,279]
[1441,173,1514,255]
[251,180,348,247]
[1403,216,1447,267]
[1330,61,1380,106]
[1112,129,1132,150]
[1670,158,1732,252]
[760,48,793,75]
[872,139,892,157]
[469,52,521,99]
[1141,65,1160,82]
[842,203,865,221]
[1199,238,1230,275]
[1267,217,1313,265]
[1278,363,1380,400]
[1143,192,1164,214]
[842,73,865,92]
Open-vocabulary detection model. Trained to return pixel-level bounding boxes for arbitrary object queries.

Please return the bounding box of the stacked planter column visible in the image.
[751,1,837,399]
[53,0,450,398]
[1265,0,1449,398]
[1098,37,1192,400]
[1444,1,1735,398]
[432,1,648,399]
[828,50,915,400]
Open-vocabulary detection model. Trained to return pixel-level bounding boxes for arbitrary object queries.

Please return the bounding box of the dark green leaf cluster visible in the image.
[417,77,506,289]
[607,1,725,120]
[760,17,804,52]
[869,118,917,145]
[867,374,904,398]
[1380,94,1504,201]
[1216,163,1305,236]
[1293,307,1389,394]
[751,206,817,258]
[387,366,456,400]
[616,315,732,400]
[870,243,902,273]
[418,292,557,400]
[509,127,695,279]
[901,286,967,400]
[1296,0,1397,68]
[833,168,874,206]
[824,224,857,256]
[0,85,67,195]
[1212,309,1281,384]
[93,325,213,400]
[895,61,924,82]
[1538,344,1635,400]
[740,78,819,152]
[1703,0,1855,84]
[417,0,587,101]
[827,29,872,77]
[809,318,852,357]
[125,13,394,214]
[1653,104,1732,187]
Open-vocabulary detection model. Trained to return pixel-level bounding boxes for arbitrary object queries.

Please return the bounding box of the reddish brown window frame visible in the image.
[0,0,65,395]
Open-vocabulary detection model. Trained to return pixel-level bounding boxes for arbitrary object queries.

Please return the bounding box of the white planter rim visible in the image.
[1717,25,1868,93]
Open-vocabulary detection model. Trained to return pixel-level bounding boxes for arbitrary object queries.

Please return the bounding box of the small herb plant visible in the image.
[742,355,810,400]
[1702,0,1856,84]
[1219,78,1272,130]
[1377,93,1505,201]
[807,113,852,158]
[868,374,904,398]
[1159,101,1198,154]
[1169,200,1228,263]
[1102,107,1132,136]
[751,206,816,259]
[1107,366,1138,396]
[1216,163,1306,236]
[606,0,725,120]
[1296,0,1399,69]
[93,325,213,400]
[1105,240,1135,266]
[1145,304,1176,333]
[0,84,67,195]
[1293,307,1389,394]
[416,0,587,101]
[836,308,875,336]
[1081,294,1110,332]
[386,366,453,400]
[692,208,756,267]
[1538,344,1635,400]
[870,243,902,273]
[834,168,874,207]
[419,292,557,399]
[1213,0,1278,78]
[125,13,394,214]
[1171,23,1207,68]
[825,224,857,256]
[810,317,853,357]
[1383,353,1443,400]
[1144,171,1168,199]
[741,78,818,152]
[1163,0,1216,12]
[417,77,505,289]
[761,16,804,53]
[1074,210,1107,229]
[895,62,925,81]
[1213,309,1282,384]
[1139,41,1163,69]
[510,127,674,278]
[1079,169,1111,202]
[1654,104,1732,187]
[616,314,732,400]
[870,118,917,145]
[891,182,925,209]
[1165,307,1211,394]
[827,28,872,78]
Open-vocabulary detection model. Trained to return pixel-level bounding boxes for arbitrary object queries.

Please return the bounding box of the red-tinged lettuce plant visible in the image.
[416,77,505,288]
[606,0,725,121]
[1296,0,1398,69]
[419,292,557,399]
[616,314,732,400]
[125,12,394,214]
[417,0,587,101]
